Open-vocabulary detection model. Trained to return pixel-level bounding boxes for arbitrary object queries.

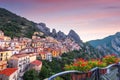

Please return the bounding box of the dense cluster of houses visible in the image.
[0,31,80,80]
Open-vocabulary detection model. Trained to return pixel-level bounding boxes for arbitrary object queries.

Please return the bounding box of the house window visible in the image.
[1,53,3,56]
[0,58,2,61]
[19,64,21,67]
[20,70,22,72]
[13,75,16,80]
[6,53,8,56]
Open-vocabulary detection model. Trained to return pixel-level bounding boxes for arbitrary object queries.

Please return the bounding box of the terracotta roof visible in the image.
[0,38,4,40]
[0,68,17,76]
[31,60,42,66]
[0,49,9,52]
[29,53,36,57]
[40,52,46,54]
[14,54,28,58]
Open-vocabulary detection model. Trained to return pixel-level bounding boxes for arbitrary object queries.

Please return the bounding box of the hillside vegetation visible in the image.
[0,8,39,38]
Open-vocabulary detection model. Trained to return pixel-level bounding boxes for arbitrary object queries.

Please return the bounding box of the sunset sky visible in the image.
[0,0,120,42]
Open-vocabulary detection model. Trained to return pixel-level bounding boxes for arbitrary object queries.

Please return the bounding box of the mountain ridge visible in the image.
[0,8,39,38]
[0,7,83,46]
[0,7,104,60]
[88,32,120,55]
[88,35,114,47]
[37,23,83,45]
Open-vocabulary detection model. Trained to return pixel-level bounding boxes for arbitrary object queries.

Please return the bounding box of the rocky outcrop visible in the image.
[56,31,67,40]
[36,23,84,47]
[37,23,51,36]
[51,29,84,46]
[68,30,83,47]
[51,29,57,38]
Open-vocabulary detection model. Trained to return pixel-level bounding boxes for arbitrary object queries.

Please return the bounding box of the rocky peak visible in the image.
[37,23,50,36]
[51,29,57,38]
[68,30,83,46]
[52,29,56,34]
[38,23,46,27]
[115,32,120,37]
[56,31,67,40]
[36,23,83,46]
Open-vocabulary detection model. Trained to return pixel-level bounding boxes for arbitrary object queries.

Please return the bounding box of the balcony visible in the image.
[48,63,120,80]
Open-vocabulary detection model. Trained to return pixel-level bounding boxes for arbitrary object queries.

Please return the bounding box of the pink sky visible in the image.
[0,0,120,42]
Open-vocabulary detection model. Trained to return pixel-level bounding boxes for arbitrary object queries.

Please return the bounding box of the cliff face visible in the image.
[37,23,84,46]
[68,30,83,47]
[37,23,51,36]
[53,29,84,47]
[88,32,120,56]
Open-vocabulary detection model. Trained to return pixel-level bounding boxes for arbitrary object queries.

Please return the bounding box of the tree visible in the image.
[39,66,50,80]
[23,69,39,80]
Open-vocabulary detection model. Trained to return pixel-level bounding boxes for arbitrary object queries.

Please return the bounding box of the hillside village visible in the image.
[0,30,81,80]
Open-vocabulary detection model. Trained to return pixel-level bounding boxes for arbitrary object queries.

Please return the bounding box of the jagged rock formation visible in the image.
[36,23,83,46]
[56,31,67,40]
[51,29,57,38]
[0,7,83,46]
[37,23,51,36]
[51,29,84,47]
[68,30,83,47]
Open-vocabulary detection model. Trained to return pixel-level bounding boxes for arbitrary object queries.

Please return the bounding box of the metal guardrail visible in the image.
[48,63,120,80]
[48,70,87,80]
